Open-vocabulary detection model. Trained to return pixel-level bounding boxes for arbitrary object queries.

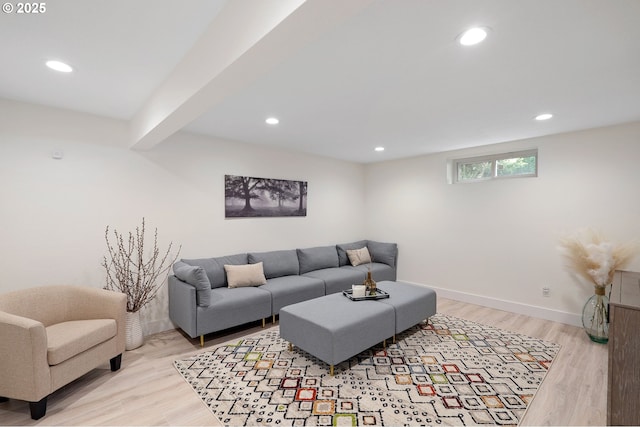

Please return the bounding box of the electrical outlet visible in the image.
[542,287,550,297]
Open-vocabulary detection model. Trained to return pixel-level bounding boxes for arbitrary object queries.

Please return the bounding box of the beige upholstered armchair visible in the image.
[0,285,126,419]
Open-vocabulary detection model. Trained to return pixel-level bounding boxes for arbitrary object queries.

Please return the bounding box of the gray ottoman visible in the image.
[279,293,395,375]
[376,280,437,338]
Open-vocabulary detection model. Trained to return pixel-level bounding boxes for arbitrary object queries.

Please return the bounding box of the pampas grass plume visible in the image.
[559,229,638,288]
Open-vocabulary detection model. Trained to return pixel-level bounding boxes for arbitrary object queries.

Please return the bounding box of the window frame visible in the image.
[452,149,538,184]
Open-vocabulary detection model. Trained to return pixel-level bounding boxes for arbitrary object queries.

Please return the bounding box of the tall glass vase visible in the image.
[582,286,609,344]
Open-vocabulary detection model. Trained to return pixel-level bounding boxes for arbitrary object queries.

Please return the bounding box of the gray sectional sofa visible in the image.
[168,240,398,344]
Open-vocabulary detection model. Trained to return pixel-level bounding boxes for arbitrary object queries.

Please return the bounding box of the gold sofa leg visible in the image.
[330,365,334,376]
[200,335,204,347]
[262,318,266,328]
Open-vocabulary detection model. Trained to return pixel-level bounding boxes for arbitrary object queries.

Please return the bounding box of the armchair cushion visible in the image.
[46,319,117,366]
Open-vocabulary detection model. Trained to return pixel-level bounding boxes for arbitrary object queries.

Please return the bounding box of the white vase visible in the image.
[125,311,144,350]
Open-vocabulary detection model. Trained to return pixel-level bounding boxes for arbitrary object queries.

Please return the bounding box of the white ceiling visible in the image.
[1,0,639,163]
[0,0,227,118]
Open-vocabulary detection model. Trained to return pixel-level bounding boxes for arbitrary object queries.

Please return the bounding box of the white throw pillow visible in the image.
[346,247,372,267]
[224,262,267,288]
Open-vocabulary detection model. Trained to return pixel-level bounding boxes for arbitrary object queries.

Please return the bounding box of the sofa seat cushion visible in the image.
[198,287,271,335]
[302,267,365,295]
[46,319,117,366]
[260,275,325,314]
[342,262,397,282]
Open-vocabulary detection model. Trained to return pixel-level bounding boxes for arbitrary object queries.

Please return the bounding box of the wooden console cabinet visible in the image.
[607,270,640,425]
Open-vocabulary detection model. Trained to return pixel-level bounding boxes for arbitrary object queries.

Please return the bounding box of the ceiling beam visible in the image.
[129,0,374,150]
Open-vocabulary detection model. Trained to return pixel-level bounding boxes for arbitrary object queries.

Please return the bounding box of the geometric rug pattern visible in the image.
[174,314,560,426]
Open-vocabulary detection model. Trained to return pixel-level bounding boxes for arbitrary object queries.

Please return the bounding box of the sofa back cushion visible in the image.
[297,246,340,274]
[181,253,248,288]
[248,250,299,279]
[367,241,398,267]
[173,261,212,306]
[336,240,368,266]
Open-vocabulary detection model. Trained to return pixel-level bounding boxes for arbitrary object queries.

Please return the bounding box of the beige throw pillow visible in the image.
[346,247,372,267]
[224,262,267,288]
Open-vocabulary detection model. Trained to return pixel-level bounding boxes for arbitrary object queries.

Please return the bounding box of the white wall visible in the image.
[3,97,639,333]
[0,99,366,334]
[364,121,640,326]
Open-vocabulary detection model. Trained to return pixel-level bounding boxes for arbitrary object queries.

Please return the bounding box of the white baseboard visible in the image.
[402,281,582,327]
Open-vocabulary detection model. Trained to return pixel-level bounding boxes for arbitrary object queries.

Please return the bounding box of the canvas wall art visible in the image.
[225,174,307,218]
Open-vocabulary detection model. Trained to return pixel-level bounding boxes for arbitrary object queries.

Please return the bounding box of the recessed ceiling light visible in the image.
[535,113,553,121]
[265,117,279,125]
[458,27,489,46]
[46,60,73,73]
[374,147,385,152]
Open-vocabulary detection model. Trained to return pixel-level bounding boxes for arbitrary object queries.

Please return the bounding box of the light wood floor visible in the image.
[0,297,608,426]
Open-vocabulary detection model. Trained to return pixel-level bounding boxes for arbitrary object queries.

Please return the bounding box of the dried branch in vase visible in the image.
[102,218,181,312]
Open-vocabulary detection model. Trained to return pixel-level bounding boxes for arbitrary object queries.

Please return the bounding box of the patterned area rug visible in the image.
[174,314,560,426]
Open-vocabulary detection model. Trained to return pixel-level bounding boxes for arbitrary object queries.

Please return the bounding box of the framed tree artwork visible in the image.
[225,174,307,218]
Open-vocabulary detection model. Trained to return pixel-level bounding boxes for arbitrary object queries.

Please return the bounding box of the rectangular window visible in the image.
[453,149,537,183]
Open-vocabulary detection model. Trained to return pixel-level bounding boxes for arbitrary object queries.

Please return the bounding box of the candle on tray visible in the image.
[352,285,366,298]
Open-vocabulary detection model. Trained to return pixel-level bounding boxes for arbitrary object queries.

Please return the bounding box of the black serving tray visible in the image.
[343,288,390,301]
